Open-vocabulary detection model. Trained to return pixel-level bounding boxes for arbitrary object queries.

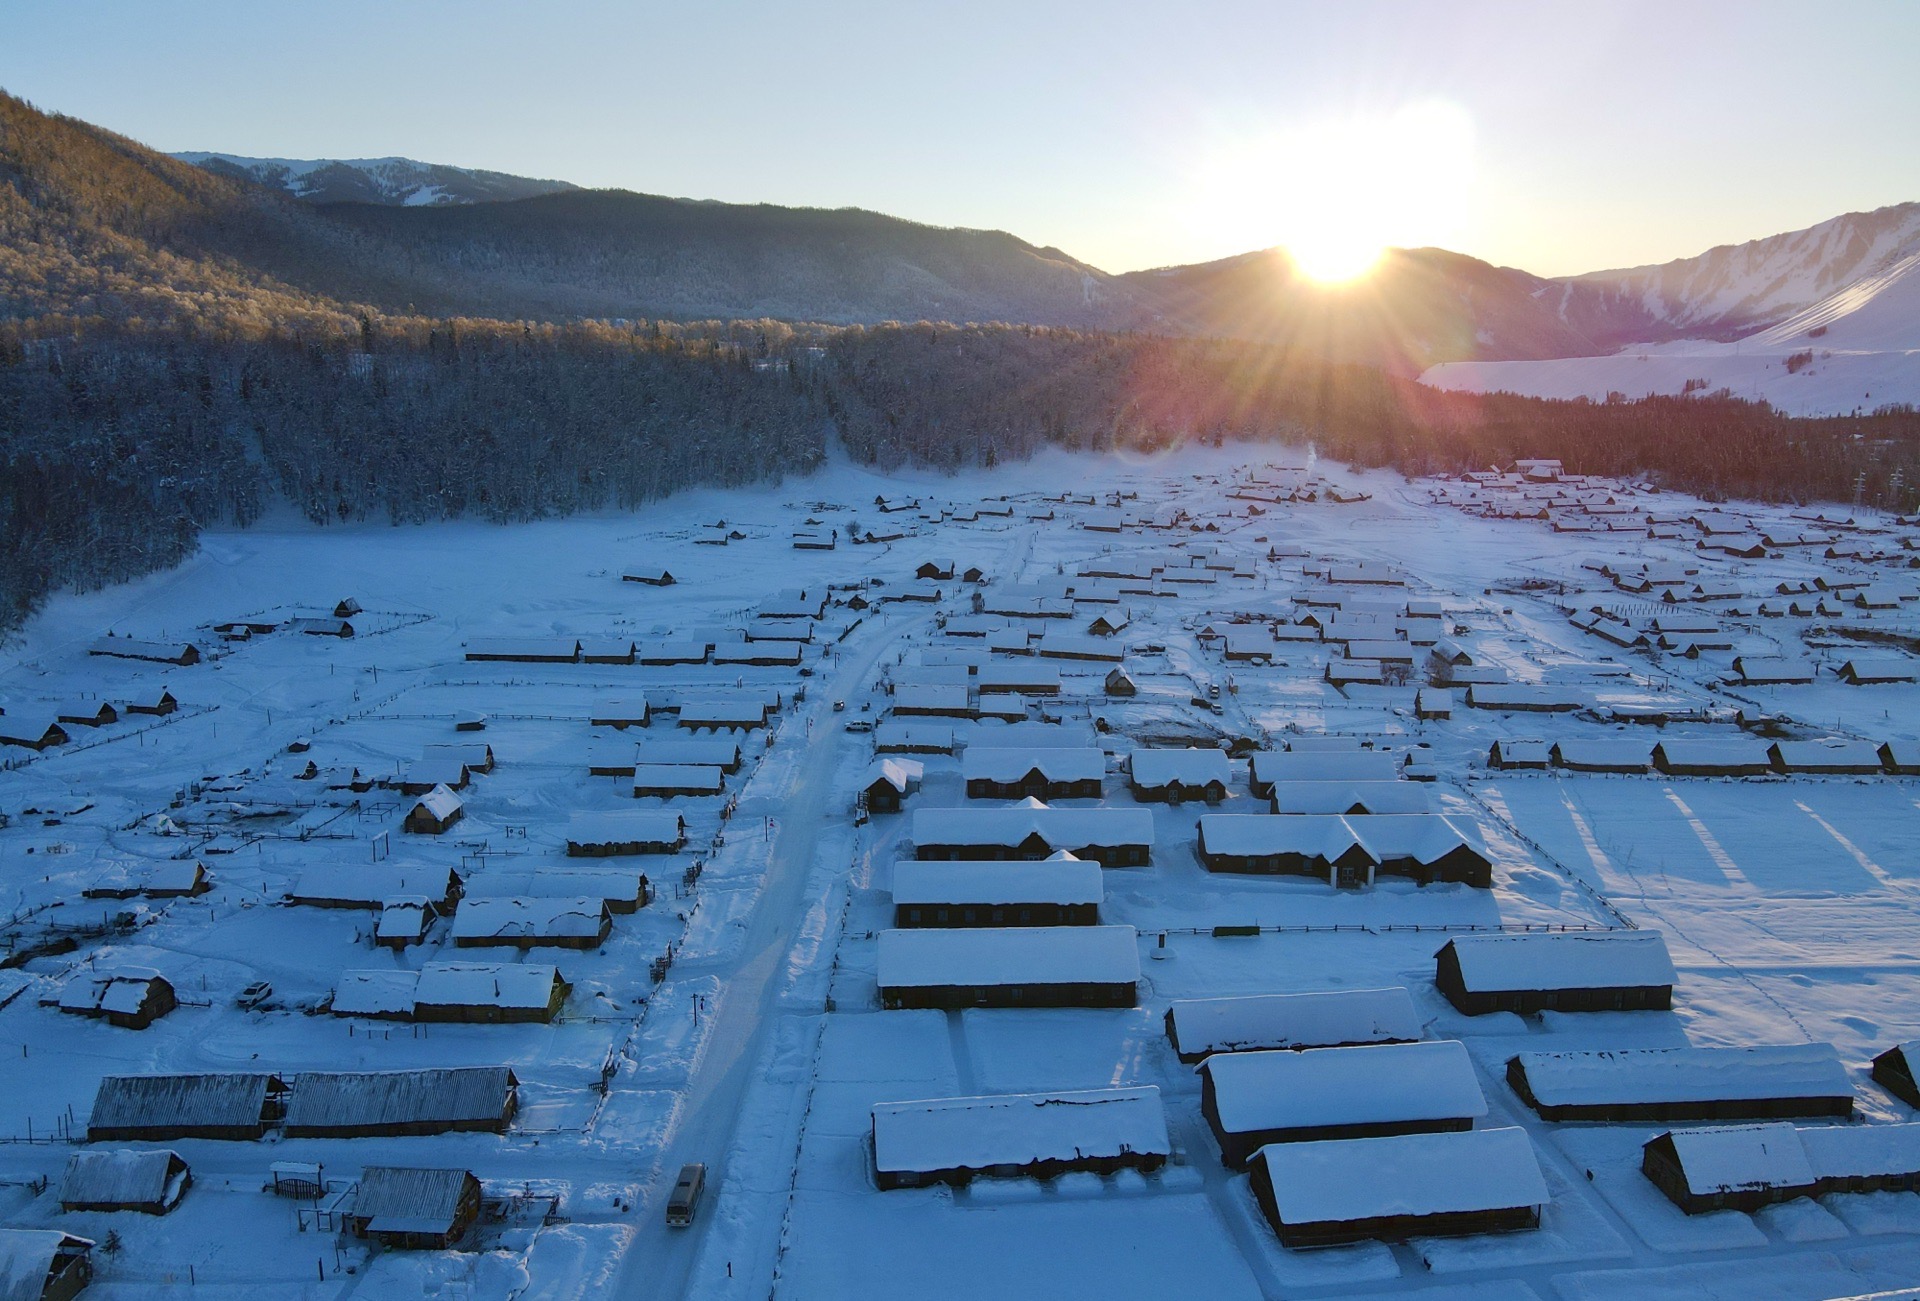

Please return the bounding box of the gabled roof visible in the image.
[286,1067,516,1132]
[1127,748,1231,787]
[1441,930,1676,993]
[1256,1128,1546,1224]
[872,1087,1169,1176]
[353,1166,474,1227]
[1203,1040,1487,1133]
[878,925,1140,988]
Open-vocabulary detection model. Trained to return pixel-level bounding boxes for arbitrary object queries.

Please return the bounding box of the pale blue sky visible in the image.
[5,0,1917,275]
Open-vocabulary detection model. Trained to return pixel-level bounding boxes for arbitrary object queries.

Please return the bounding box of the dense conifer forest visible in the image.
[4,316,1916,630]
[3,89,1917,631]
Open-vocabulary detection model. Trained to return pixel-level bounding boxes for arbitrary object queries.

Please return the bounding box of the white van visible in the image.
[665,1163,706,1227]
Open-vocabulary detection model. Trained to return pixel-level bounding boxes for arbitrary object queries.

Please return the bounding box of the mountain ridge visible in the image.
[5,94,1913,374]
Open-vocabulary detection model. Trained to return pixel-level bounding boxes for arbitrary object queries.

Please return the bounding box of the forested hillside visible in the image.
[7,316,1916,630]
[4,89,1918,634]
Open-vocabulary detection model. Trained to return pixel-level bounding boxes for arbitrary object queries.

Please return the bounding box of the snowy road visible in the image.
[616,607,931,1299]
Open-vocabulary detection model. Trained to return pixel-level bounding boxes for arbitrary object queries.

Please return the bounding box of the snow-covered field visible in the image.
[3,443,1920,1300]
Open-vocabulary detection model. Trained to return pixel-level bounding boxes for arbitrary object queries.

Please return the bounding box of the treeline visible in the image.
[4,316,1917,631]
[0,317,825,627]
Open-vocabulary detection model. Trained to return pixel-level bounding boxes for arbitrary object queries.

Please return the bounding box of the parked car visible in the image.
[237,981,273,1009]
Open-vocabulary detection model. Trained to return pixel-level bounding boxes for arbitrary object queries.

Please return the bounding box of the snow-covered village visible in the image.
[0,442,1916,1299]
[7,6,1920,1298]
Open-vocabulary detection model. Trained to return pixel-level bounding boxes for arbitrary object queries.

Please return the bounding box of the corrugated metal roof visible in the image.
[286,1067,516,1133]
[353,1166,473,1225]
[59,1149,185,1207]
[89,1073,279,1133]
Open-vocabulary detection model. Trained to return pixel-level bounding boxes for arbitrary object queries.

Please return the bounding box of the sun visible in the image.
[1186,101,1475,286]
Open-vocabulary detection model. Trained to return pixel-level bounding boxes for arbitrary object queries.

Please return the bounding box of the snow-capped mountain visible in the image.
[1551,202,1920,347]
[1424,205,1920,417]
[172,152,579,206]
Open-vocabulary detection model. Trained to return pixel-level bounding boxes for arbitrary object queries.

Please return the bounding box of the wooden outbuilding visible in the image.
[284,1067,518,1138]
[1651,739,1774,777]
[1164,987,1421,1064]
[911,804,1152,867]
[1126,749,1230,804]
[876,925,1139,1009]
[1434,930,1676,1015]
[1872,1040,1920,1108]
[962,748,1104,801]
[452,896,612,950]
[403,785,464,834]
[122,688,178,716]
[1642,1122,1920,1215]
[58,1149,191,1214]
[1507,1044,1854,1122]
[0,1230,95,1301]
[56,969,177,1030]
[411,962,571,1024]
[346,1167,483,1250]
[87,1073,288,1142]
[1200,1041,1487,1167]
[891,854,1102,928]
[0,714,69,751]
[564,811,685,856]
[862,758,924,814]
[1249,1128,1547,1249]
[872,1087,1168,1190]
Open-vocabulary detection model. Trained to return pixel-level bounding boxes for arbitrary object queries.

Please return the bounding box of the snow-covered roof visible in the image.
[58,1148,183,1208]
[1653,739,1774,769]
[333,969,420,1016]
[1202,1040,1486,1134]
[631,738,740,767]
[961,748,1105,783]
[1167,988,1421,1057]
[290,865,457,907]
[874,721,958,751]
[1267,781,1431,815]
[877,925,1139,989]
[630,763,725,790]
[1800,1122,1920,1182]
[563,810,684,846]
[891,857,1104,908]
[409,784,463,821]
[1250,751,1398,786]
[977,662,1062,689]
[0,1229,94,1301]
[872,1087,1170,1176]
[1513,1044,1851,1108]
[452,896,608,942]
[1443,930,1676,993]
[1199,813,1480,865]
[894,684,971,711]
[1127,748,1231,788]
[911,805,1154,851]
[969,721,1098,748]
[1551,738,1653,770]
[1771,739,1883,770]
[1253,1127,1547,1225]
[1661,1123,1817,1196]
[413,962,564,1010]
[1466,684,1589,710]
[864,758,925,794]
